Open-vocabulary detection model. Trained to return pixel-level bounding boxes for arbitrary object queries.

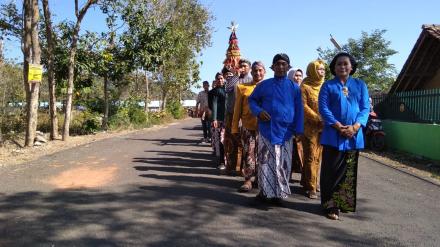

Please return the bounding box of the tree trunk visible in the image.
[0,40,3,145]
[102,74,109,130]
[62,0,97,141]
[23,0,41,147]
[144,70,149,113]
[42,0,59,140]
[160,90,167,111]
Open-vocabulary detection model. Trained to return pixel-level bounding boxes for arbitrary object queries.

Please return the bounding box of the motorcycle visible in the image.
[365,111,386,151]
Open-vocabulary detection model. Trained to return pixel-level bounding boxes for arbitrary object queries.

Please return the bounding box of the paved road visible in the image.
[0,118,439,246]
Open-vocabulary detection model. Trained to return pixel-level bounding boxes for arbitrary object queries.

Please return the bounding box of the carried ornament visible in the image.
[223,21,241,71]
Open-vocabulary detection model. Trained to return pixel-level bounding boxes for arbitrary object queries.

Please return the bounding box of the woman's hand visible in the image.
[213,120,218,128]
[340,123,361,139]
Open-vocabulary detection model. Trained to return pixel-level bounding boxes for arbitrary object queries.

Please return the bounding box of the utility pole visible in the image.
[330,34,342,51]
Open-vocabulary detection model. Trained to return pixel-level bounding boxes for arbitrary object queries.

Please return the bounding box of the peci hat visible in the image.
[272,53,290,65]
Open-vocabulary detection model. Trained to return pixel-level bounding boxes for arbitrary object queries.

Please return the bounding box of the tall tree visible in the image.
[317,29,398,92]
[0,39,3,145]
[62,0,98,140]
[41,0,58,140]
[22,0,42,146]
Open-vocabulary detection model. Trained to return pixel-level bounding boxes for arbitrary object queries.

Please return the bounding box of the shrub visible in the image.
[70,110,102,135]
[166,100,185,119]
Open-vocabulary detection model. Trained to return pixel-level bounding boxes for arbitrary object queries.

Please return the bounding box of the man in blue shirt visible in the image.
[248,53,304,203]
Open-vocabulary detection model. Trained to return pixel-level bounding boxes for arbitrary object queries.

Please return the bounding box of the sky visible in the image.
[2,0,440,93]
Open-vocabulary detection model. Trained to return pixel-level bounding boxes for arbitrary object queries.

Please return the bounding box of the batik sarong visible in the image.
[258,135,293,199]
[241,127,257,180]
[320,145,358,213]
[212,121,225,164]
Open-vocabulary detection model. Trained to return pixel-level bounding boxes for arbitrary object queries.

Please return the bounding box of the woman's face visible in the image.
[294,71,303,83]
[335,56,352,78]
[317,64,325,78]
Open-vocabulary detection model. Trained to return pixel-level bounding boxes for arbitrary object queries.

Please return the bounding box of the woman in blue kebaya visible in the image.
[318,52,369,220]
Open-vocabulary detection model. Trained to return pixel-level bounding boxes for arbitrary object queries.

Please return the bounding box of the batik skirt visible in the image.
[258,135,293,199]
[240,128,258,180]
[320,145,359,213]
[212,121,225,164]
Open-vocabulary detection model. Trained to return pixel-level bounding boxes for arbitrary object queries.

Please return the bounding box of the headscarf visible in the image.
[287,68,302,84]
[302,60,325,87]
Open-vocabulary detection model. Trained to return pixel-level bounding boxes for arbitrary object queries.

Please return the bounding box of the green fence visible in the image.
[372,88,440,124]
[382,120,440,161]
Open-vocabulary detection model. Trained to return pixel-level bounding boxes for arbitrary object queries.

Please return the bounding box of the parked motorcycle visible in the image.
[365,111,386,151]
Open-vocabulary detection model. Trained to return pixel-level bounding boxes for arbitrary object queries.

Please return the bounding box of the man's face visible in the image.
[216,75,225,86]
[251,65,265,82]
[203,83,209,91]
[239,63,250,77]
[272,60,290,77]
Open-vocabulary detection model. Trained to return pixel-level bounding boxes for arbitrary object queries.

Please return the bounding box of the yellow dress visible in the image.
[300,60,325,193]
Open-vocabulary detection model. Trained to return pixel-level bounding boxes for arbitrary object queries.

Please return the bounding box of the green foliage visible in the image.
[108,99,148,129]
[166,100,185,119]
[70,110,102,135]
[1,108,26,136]
[317,29,398,92]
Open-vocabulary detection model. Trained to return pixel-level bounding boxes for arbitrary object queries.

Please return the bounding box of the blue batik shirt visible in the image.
[248,76,304,145]
[318,76,370,151]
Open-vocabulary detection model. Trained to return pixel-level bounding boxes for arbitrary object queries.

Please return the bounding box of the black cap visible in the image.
[272,53,290,65]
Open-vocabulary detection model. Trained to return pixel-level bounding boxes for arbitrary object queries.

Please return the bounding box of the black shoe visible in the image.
[270,198,285,207]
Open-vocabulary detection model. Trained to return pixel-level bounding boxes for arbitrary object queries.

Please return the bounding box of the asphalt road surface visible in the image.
[0,118,439,246]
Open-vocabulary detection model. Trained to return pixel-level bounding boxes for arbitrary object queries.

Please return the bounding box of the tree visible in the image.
[62,0,98,141]
[0,39,3,145]
[22,0,42,147]
[119,0,212,110]
[317,29,398,92]
[41,0,59,140]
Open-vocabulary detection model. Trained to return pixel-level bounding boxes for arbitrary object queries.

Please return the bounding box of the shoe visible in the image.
[217,164,226,170]
[327,208,339,220]
[255,192,268,203]
[270,198,285,207]
[308,191,318,199]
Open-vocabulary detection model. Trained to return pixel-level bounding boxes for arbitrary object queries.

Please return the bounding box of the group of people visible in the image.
[195,52,370,220]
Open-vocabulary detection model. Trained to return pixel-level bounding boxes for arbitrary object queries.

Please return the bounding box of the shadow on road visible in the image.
[0,122,403,246]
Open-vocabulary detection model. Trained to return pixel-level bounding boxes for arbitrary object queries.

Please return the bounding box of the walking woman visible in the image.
[300,60,326,199]
[318,52,369,220]
[231,61,266,192]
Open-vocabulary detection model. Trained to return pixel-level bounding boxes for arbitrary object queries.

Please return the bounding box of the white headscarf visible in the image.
[288,68,302,84]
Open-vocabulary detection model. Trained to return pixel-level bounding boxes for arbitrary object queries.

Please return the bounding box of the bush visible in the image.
[128,107,148,126]
[1,108,26,138]
[166,100,185,119]
[109,107,131,129]
[70,110,102,135]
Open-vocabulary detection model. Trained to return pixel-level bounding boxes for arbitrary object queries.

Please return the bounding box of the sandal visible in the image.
[238,182,252,193]
[308,191,318,199]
